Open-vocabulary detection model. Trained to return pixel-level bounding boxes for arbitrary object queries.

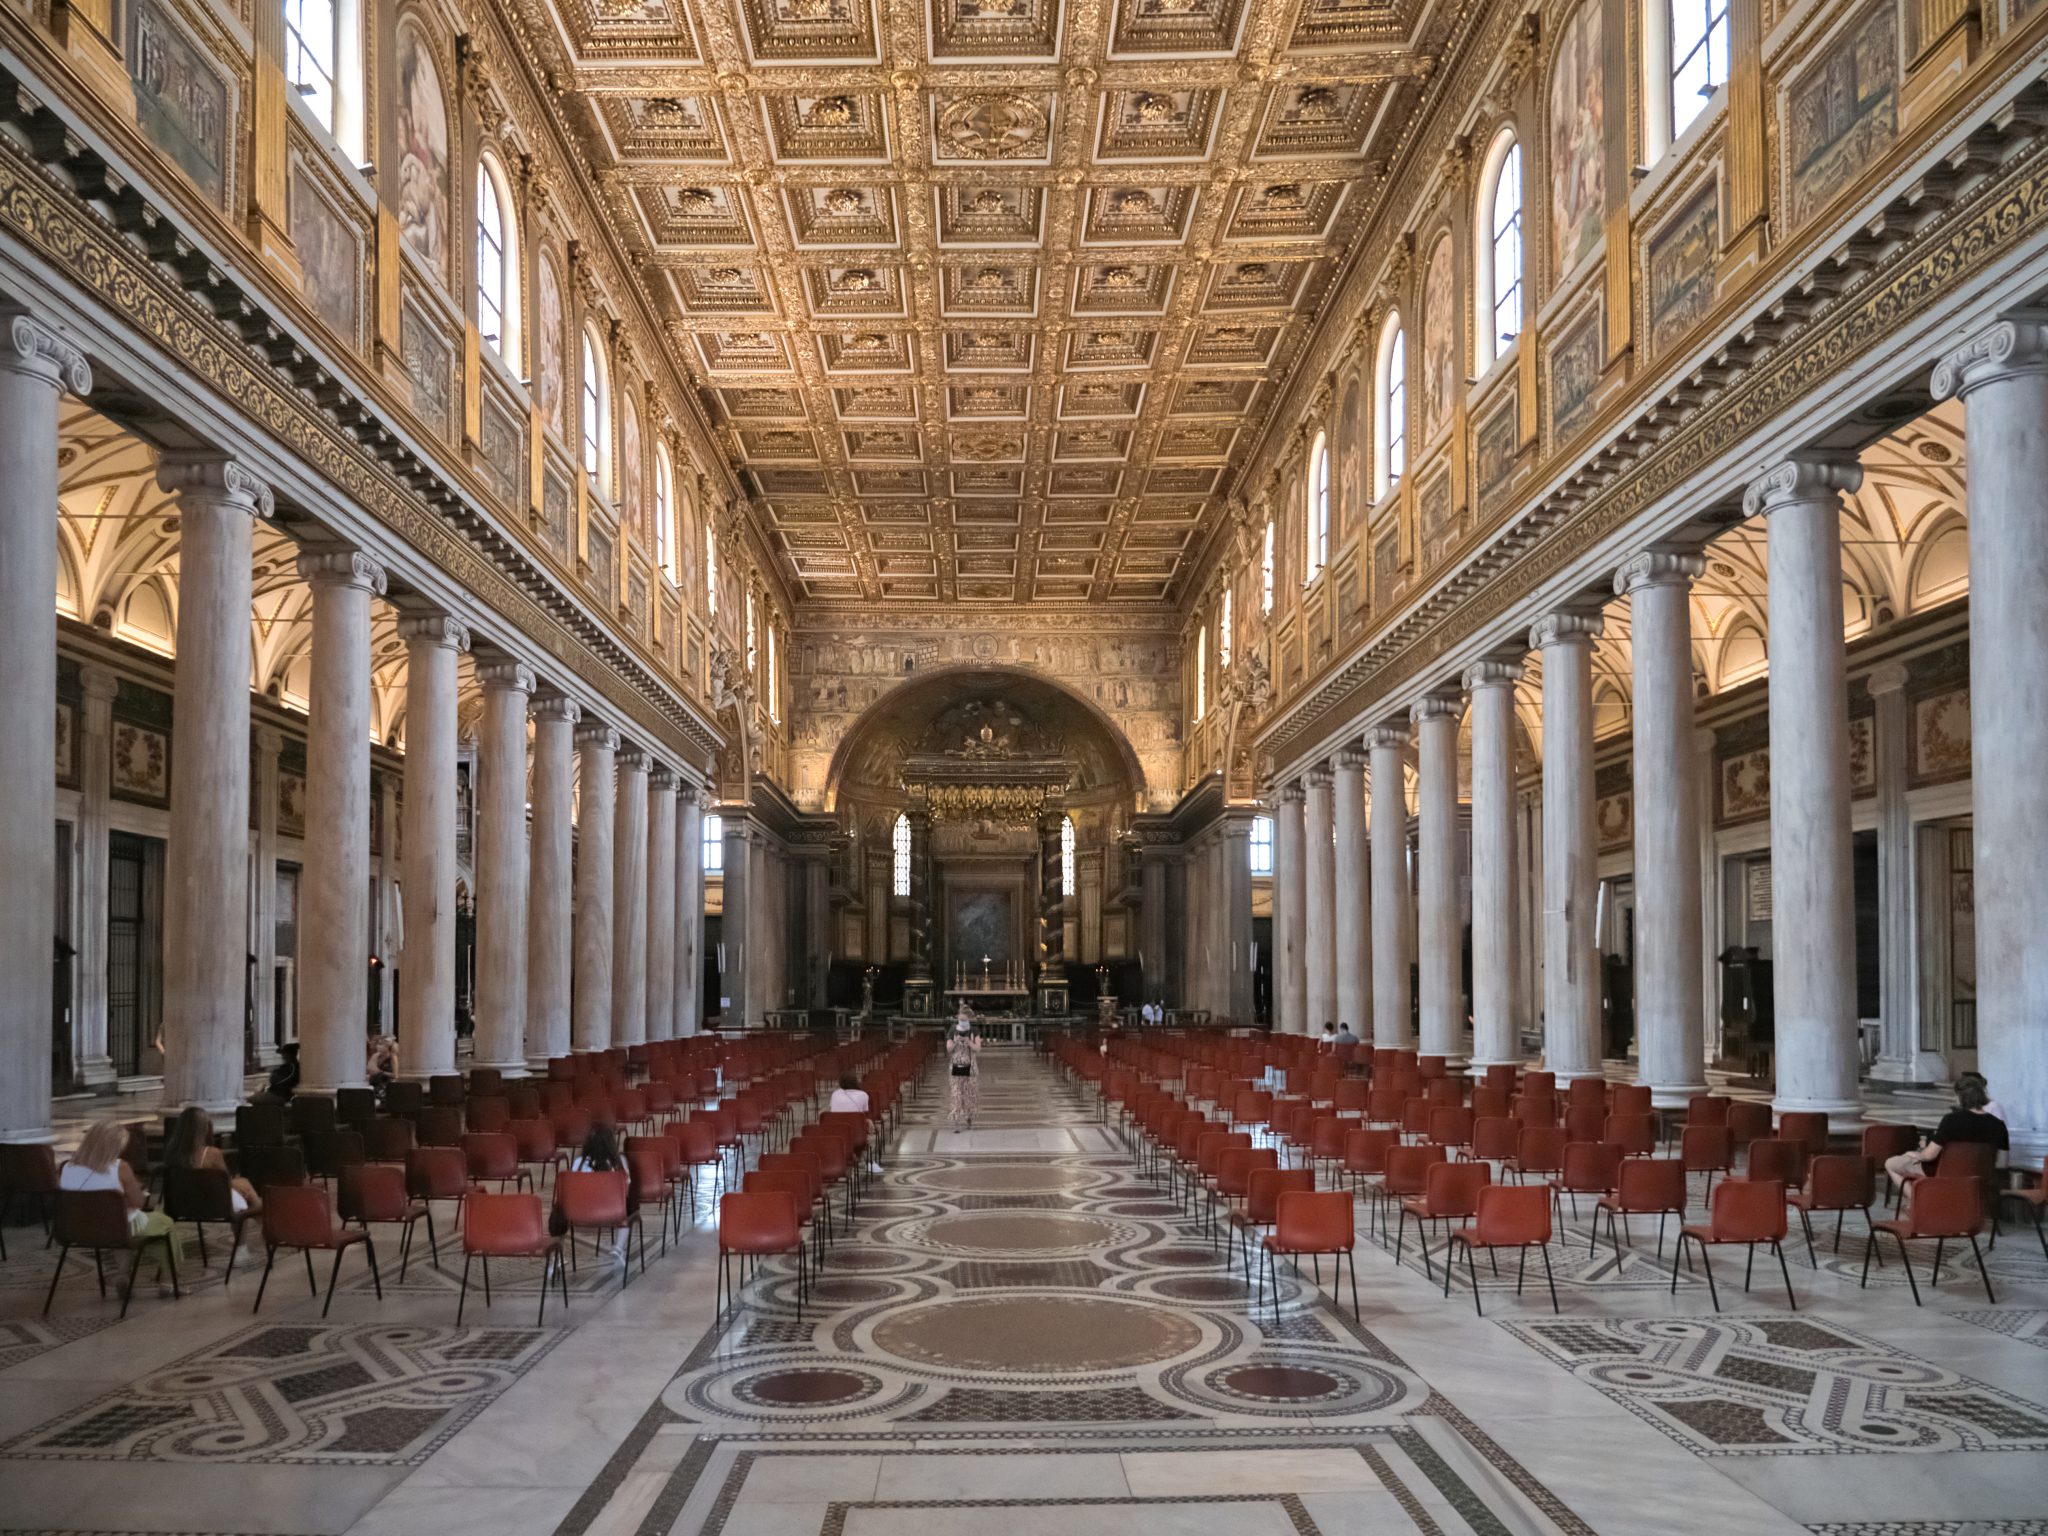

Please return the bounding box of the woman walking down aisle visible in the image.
[947,1019,983,1131]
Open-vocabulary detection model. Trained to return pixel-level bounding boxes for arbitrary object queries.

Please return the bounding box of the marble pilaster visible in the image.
[646,769,677,1041]
[1275,782,1306,1033]
[675,788,705,1037]
[71,664,120,1090]
[248,721,283,1070]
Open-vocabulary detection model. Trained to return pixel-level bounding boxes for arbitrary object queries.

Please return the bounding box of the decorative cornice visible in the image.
[296,548,388,595]
[476,657,537,695]
[0,309,90,393]
[1528,611,1604,650]
[1931,311,2048,399]
[398,613,474,653]
[1614,549,1706,597]
[1741,453,1863,519]
[1461,658,1525,691]
[156,455,275,519]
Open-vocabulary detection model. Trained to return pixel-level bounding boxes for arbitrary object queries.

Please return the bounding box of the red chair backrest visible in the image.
[406,1146,469,1201]
[1804,1154,1872,1209]
[1681,1124,1734,1169]
[719,1190,799,1251]
[1273,1189,1353,1252]
[1908,1175,1985,1238]
[1384,1143,1448,1196]
[1558,1140,1622,1193]
[1687,1094,1731,1126]
[1470,1087,1509,1120]
[339,1163,411,1223]
[1710,1177,1787,1241]
[1747,1138,1808,1188]
[467,1097,511,1132]
[362,1118,418,1162]
[1778,1110,1830,1157]
[1216,1147,1278,1197]
[52,1188,131,1246]
[1472,1183,1551,1245]
[556,1169,629,1226]
[463,1132,520,1181]
[1565,1105,1606,1144]
[676,1119,720,1163]
[1614,1157,1687,1213]
[1935,1141,1997,1188]
[1471,1115,1519,1162]
[1514,1125,1568,1173]
[464,1190,549,1255]
[1244,1167,1315,1223]
[1342,1126,1396,1174]
[1421,1158,1492,1216]
[511,1119,558,1161]
[263,1183,340,1247]
[1604,1112,1657,1158]
[1611,1084,1653,1116]
[1728,1099,1774,1144]
[416,1106,464,1147]
[745,1170,812,1223]
[1427,1107,1474,1147]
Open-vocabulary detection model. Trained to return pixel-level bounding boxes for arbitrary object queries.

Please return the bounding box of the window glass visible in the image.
[702,812,724,874]
[1250,814,1274,876]
[1671,0,1730,141]
[1490,141,1524,355]
[1261,520,1275,613]
[581,332,603,481]
[1385,327,1407,489]
[475,162,506,352]
[892,813,911,897]
[284,0,337,132]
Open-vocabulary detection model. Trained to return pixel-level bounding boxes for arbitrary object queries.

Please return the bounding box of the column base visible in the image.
[478,1058,529,1077]
[74,1054,119,1093]
[2006,1123,2048,1165]
[1648,1081,1711,1111]
[1868,1050,1948,1086]
[1465,1056,1524,1078]
[299,1076,369,1096]
[1551,1065,1606,1084]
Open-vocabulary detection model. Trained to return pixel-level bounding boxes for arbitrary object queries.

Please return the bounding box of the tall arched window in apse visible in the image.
[892,812,912,897]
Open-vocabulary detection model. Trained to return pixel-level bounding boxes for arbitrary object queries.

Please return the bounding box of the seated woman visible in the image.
[1884,1079,2009,1204]
[161,1106,262,1222]
[61,1118,177,1285]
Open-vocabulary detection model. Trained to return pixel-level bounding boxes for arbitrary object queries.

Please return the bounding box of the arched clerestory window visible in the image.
[1374,318,1406,498]
[1475,130,1524,371]
[474,155,520,360]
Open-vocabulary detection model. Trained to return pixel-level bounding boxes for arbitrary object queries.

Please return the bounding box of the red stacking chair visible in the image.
[338,1163,437,1278]
[510,1118,561,1188]
[1549,1141,1623,1222]
[718,1189,806,1320]
[463,1132,532,1193]
[1788,1154,1877,1267]
[466,1097,512,1134]
[1746,1137,1809,1193]
[1681,1124,1735,1201]
[1593,1157,1688,1259]
[361,1117,417,1165]
[1446,1184,1558,1315]
[161,1166,251,1278]
[1505,1125,1567,1186]
[252,1184,381,1317]
[1674,1178,1796,1312]
[1230,1167,1314,1285]
[556,1169,645,1280]
[1778,1111,1830,1161]
[1396,1159,1491,1279]
[1376,1144,1447,1244]
[1863,1176,1994,1305]
[1261,1189,1359,1319]
[459,1191,567,1325]
[41,1189,179,1317]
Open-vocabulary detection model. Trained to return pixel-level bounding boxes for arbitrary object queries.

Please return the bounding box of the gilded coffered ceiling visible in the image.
[516,0,1455,607]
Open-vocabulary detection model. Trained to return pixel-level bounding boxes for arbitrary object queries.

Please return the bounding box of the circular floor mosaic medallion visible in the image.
[1152,1274,1256,1303]
[870,1294,1203,1373]
[1215,1364,1348,1401]
[734,1368,880,1408]
[918,1164,1096,1194]
[914,1210,1121,1255]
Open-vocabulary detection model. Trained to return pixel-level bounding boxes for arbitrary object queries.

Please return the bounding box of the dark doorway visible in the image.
[106,830,165,1077]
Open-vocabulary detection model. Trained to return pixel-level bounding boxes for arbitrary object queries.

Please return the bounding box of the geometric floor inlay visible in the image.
[1501,1314,2048,1457]
[1949,1309,2048,1350]
[0,1316,118,1371]
[1,1321,562,1465]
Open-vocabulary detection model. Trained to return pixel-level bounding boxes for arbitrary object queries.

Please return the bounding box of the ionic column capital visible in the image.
[476,656,536,695]
[692,786,718,812]
[650,767,679,792]
[1364,723,1410,753]
[1278,780,1306,805]
[617,746,651,773]
[1741,451,1862,518]
[1614,548,1705,597]
[297,547,388,594]
[1305,764,1334,790]
[79,660,120,705]
[1461,657,1525,691]
[1332,745,1367,772]
[575,721,620,752]
[0,311,91,393]
[254,722,284,756]
[1409,693,1463,726]
[397,612,472,653]
[157,454,275,519]
[1864,659,1911,697]
[1931,311,2048,400]
[533,692,581,725]
[1529,610,1604,651]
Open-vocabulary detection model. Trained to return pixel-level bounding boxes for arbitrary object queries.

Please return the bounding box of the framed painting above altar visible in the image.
[941,873,1029,1000]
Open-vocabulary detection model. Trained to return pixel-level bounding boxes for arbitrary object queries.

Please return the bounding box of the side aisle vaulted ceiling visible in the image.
[524,0,1454,608]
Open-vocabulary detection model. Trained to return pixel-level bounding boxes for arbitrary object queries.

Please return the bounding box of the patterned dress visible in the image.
[947,1033,981,1131]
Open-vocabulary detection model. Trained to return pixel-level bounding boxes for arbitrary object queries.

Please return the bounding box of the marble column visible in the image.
[474,657,533,1075]
[612,747,650,1048]
[1303,766,1336,1034]
[675,788,705,1037]
[1865,663,1937,1083]
[1412,694,1464,1065]
[158,456,267,1110]
[647,769,677,1041]
[1695,727,1721,1061]
[1744,454,1863,1127]
[1465,660,1523,1073]
[396,613,468,1081]
[721,815,750,1027]
[1141,838,1170,1005]
[1275,783,1306,1033]
[249,722,283,1069]
[0,312,88,1141]
[1332,746,1370,1036]
[296,550,384,1093]
[1934,316,2048,1157]
[1618,551,1711,1107]
[1222,816,1255,1022]
[1531,611,1604,1083]
[572,722,617,1053]
[1367,724,1414,1049]
[71,664,121,1090]
[525,692,578,1067]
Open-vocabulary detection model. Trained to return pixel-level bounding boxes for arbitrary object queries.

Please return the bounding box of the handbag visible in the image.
[951,1062,972,1077]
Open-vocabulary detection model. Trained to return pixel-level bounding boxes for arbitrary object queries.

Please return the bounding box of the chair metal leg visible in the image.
[1540,1241,1559,1313]
[322,1245,348,1317]
[1800,1209,1817,1268]
[1698,1244,1720,1311]
[119,1244,147,1318]
[1896,1233,1922,1305]
[1772,1241,1796,1310]
[254,1243,278,1313]
[1968,1233,1995,1304]
[364,1236,382,1300]
[1344,1247,1359,1320]
[482,1252,493,1306]
[457,1253,472,1324]
[42,1243,69,1315]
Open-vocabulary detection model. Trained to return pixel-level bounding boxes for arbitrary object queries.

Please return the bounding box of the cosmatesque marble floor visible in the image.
[4,1049,2046,1536]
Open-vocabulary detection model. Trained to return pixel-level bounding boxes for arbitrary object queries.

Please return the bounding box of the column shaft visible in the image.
[647,772,677,1041]
[1368,726,1413,1049]
[525,695,578,1066]
[612,749,650,1047]
[1275,783,1306,1033]
[249,723,282,1069]
[159,457,267,1109]
[1745,456,1863,1124]
[1465,662,1523,1071]
[296,550,384,1093]
[1413,697,1464,1064]
[675,789,704,1036]
[1619,553,1710,1106]
[397,614,468,1080]
[474,659,533,1073]
[572,725,617,1052]
[720,816,749,1027]
[1333,748,1369,1035]
[1935,321,2048,1156]
[72,666,120,1088]
[1532,613,1604,1082]
[1302,768,1336,1033]
[0,316,87,1140]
